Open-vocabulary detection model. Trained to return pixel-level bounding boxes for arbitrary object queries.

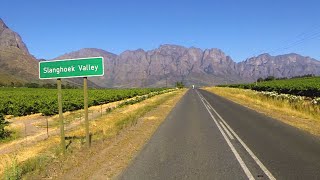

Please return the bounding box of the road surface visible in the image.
[119,89,320,180]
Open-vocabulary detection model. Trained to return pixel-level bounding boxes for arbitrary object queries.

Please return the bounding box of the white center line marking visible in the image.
[219,121,234,140]
[196,91,255,180]
[200,91,276,180]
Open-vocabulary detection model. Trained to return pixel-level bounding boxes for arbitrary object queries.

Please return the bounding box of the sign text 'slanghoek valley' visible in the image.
[39,57,104,79]
[43,65,99,75]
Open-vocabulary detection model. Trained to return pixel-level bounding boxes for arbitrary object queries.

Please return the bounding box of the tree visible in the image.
[0,113,10,138]
[42,83,56,89]
[175,81,184,89]
[264,76,275,81]
[257,77,264,82]
[15,82,23,87]
[25,83,40,88]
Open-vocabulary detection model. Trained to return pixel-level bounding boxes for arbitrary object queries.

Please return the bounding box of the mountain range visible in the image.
[1,18,320,87]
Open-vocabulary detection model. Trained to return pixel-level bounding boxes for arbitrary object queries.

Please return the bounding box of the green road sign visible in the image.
[39,57,104,79]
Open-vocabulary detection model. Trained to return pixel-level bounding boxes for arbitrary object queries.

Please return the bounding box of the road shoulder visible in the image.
[43,89,187,179]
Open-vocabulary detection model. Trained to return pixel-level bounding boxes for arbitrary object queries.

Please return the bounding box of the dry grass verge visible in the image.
[204,87,320,137]
[0,90,172,157]
[0,89,186,179]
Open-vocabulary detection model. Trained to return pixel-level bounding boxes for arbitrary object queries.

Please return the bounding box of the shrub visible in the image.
[4,158,22,180]
[0,113,10,139]
[175,81,184,89]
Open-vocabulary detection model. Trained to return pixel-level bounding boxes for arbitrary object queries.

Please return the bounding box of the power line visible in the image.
[269,29,320,54]
[251,24,320,57]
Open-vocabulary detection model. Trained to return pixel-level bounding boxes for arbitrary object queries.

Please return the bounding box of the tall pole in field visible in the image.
[255,65,258,86]
[57,78,65,154]
[84,77,90,147]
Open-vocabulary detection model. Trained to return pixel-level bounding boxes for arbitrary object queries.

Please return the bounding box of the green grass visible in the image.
[2,152,54,180]
[3,157,22,180]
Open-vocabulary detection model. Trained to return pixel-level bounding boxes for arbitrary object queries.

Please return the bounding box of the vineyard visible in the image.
[0,87,168,117]
[218,76,320,98]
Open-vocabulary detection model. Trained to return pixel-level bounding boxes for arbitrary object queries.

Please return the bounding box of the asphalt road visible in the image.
[118,89,320,180]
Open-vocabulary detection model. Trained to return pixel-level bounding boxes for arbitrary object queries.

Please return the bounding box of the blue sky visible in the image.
[1,0,320,61]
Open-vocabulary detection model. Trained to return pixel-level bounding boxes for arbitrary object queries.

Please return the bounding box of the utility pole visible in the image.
[165,70,168,88]
[255,65,258,85]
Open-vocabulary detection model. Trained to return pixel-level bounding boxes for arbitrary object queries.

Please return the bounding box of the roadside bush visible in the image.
[4,158,22,180]
[0,113,10,139]
[312,97,320,105]
[176,81,184,89]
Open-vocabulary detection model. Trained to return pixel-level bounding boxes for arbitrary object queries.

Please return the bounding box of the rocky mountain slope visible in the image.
[0,18,39,85]
[55,45,243,87]
[1,18,320,87]
[56,45,320,87]
[238,53,320,81]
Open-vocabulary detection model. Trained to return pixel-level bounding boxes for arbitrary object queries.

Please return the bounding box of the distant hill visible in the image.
[0,18,39,85]
[54,45,320,87]
[1,18,320,87]
[238,53,320,82]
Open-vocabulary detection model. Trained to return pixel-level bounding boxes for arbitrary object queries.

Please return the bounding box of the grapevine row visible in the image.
[218,77,320,98]
[0,88,168,116]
